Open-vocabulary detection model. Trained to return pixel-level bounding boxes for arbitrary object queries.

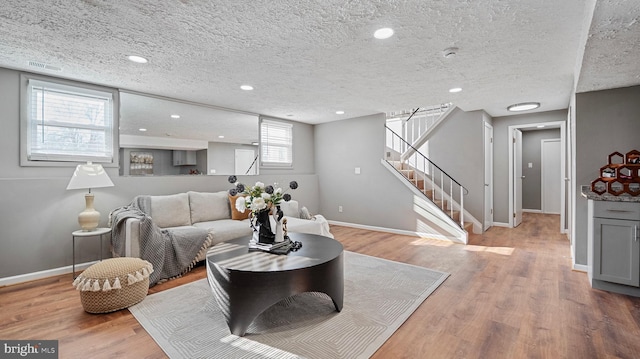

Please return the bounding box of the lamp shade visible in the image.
[66,162,114,191]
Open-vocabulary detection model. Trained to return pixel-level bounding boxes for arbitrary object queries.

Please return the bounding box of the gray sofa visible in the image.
[120,191,333,262]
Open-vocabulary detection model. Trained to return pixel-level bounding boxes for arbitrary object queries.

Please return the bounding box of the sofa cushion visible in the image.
[193,219,253,243]
[229,194,250,220]
[300,206,312,220]
[150,193,191,228]
[188,191,231,223]
[279,200,300,218]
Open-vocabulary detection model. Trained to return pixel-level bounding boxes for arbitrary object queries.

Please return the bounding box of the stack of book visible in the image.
[248,238,292,254]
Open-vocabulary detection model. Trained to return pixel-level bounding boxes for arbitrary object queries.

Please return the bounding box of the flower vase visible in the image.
[254,208,275,244]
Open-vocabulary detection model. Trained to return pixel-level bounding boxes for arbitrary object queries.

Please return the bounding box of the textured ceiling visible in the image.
[0,1,638,143]
[576,0,640,92]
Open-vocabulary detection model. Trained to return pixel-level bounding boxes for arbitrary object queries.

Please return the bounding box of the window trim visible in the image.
[19,73,119,167]
[260,118,293,168]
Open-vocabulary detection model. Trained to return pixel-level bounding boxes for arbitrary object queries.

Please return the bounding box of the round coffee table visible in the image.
[205,233,344,336]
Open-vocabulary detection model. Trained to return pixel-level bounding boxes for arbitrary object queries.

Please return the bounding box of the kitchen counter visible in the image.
[581,185,640,202]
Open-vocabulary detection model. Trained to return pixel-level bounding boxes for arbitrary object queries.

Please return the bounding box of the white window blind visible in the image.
[260,119,293,167]
[26,79,114,163]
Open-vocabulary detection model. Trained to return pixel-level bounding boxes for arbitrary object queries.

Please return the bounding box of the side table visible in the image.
[72,227,111,279]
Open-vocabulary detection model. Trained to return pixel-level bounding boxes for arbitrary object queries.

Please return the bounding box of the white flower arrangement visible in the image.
[228,176,298,216]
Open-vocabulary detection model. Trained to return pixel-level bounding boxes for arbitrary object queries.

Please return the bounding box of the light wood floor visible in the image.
[2,213,640,358]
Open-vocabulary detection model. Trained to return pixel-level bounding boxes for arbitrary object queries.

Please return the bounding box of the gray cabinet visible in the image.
[591,201,640,287]
[173,150,196,166]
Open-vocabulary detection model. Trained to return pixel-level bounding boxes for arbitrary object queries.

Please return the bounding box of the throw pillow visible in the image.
[188,191,231,223]
[300,206,313,220]
[149,193,191,228]
[279,200,300,218]
[229,194,250,220]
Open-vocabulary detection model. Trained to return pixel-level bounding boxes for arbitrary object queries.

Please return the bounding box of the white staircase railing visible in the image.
[386,103,451,151]
[385,124,468,230]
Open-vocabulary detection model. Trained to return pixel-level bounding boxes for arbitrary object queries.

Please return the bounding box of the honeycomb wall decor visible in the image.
[591,150,640,196]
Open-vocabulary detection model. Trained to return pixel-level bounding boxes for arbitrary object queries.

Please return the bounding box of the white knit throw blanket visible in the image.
[109,196,212,286]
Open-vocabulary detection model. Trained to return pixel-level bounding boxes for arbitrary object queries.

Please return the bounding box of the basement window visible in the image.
[20,74,118,166]
[260,118,293,167]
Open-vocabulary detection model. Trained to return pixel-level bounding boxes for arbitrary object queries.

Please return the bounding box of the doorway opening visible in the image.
[508,121,567,233]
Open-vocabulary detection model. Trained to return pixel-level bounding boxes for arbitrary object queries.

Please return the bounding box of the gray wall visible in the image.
[428,108,486,222]
[522,129,561,210]
[574,85,640,266]
[315,113,429,230]
[0,67,319,278]
[492,110,567,223]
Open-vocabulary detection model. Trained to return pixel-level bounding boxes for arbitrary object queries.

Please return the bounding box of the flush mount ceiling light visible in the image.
[170,114,180,119]
[374,28,394,39]
[507,102,540,112]
[127,55,148,64]
[218,135,225,139]
[449,87,462,93]
[336,110,345,115]
[240,85,254,91]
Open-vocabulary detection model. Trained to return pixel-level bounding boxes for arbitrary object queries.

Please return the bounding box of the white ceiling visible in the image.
[0,1,638,143]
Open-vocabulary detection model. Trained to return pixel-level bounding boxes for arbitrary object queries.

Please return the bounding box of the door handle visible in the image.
[521,176,526,179]
[485,184,489,186]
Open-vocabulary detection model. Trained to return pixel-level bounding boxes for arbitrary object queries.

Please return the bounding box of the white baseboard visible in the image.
[328,220,466,244]
[0,261,99,287]
[523,209,542,213]
[572,263,588,273]
[491,222,510,228]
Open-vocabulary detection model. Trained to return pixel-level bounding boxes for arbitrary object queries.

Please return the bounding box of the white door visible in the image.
[235,149,256,175]
[542,139,561,214]
[514,129,523,227]
[484,122,493,231]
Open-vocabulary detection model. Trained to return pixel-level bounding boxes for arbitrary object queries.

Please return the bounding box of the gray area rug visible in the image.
[129,251,449,358]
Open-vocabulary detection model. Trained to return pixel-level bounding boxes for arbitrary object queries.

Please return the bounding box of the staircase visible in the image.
[384,112,475,243]
[388,159,473,234]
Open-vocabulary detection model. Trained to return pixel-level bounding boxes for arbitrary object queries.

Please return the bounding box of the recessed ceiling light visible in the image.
[537,125,545,128]
[127,55,148,64]
[336,110,345,115]
[170,114,180,119]
[449,87,462,93]
[240,85,254,91]
[507,102,540,112]
[138,128,147,132]
[218,135,225,139]
[374,28,394,39]
[251,142,259,146]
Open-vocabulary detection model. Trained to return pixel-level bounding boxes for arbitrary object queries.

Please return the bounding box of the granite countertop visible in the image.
[581,185,640,202]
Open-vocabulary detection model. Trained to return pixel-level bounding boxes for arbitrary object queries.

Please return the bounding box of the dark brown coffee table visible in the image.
[205,233,344,336]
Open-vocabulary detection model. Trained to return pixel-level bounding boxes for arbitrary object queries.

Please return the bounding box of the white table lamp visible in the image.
[66,162,114,231]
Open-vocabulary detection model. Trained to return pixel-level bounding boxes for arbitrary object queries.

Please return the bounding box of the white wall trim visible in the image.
[572,263,588,273]
[0,261,98,287]
[328,220,466,244]
[523,209,543,213]
[492,222,511,228]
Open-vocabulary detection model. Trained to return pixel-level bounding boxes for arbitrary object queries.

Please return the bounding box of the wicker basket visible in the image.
[73,257,153,314]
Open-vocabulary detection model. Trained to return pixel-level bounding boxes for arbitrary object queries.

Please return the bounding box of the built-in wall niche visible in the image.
[119,91,259,176]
